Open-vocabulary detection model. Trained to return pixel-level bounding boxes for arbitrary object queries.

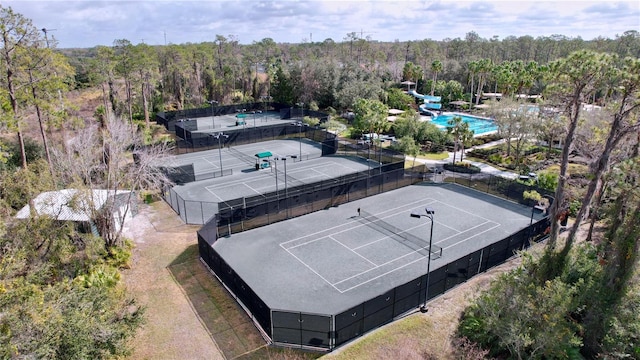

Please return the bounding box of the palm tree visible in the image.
[468,61,478,106]
[459,122,475,161]
[447,116,464,164]
[430,60,443,96]
[474,58,493,105]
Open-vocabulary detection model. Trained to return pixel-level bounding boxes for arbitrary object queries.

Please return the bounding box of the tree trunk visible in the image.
[586,181,607,242]
[582,197,640,357]
[108,79,117,113]
[538,88,584,281]
[29,70,53,173]
[142,81,150,127]
[563,113,630,255]
[126,78,133,123]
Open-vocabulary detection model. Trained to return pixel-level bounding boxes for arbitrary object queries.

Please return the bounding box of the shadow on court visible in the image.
[168,245,320,359]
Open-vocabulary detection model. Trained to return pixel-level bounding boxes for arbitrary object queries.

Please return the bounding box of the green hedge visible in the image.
[444,162,481,174]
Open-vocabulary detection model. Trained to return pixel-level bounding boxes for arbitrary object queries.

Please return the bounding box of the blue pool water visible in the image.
[431,113,498,135]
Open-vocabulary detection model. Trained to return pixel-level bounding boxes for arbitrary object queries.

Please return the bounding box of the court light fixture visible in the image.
[206,100,218,129]
[210,132,229,176]
[410,207,435,313]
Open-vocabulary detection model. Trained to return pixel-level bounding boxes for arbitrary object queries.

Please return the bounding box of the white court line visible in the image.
[204,189,225,202]
[284,202,502,293]
[310,168,332,179]
[203,171,274,189]
[334,255,426,293]
[202,157,218,167]
[335,227,435,285]
[281,246,342,292]
[280,198,436,249]
[350,222,427,251]
[328,235,378,267]
[243,181,265,196]
[436,197,493,223]
[205,180,264,198]
[440,222,501,251]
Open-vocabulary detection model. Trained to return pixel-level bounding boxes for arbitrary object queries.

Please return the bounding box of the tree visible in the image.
[446,116,468,164]
[392,111,421,139]
[402,61,422,84]
[581,157,640,356]
[458,122,475,161]
[21,33,74,173]
[457,253,587,359]
[270,64,294,105]
[430,60,443,96]
[352,98,389,138]
[473,58,493,105]
[0,5,43,168]
[385,88,413,110]
[0,160,143,358]
[52,115,172,248]
[131,43,160,127]
[487,97,537,169]
[394,135,420,167]
[334,64,384,110]
[562,56,640,259]
[541,50,614,278]
[533,108,566,159]
[91,45,117,116]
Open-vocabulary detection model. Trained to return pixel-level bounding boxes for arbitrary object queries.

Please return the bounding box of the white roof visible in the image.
[388,109,405,115]
[15,189,131,222]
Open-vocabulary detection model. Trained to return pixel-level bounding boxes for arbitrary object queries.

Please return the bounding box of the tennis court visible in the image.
[165,139,325,181]
[209,182,545,315]
[186,110,288,132]
[167,141,378,223]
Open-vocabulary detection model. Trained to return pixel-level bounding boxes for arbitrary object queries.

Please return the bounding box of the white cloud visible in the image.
[3,0,638,48]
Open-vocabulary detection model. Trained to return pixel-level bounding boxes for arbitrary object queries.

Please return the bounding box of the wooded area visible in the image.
[1,3,639,358]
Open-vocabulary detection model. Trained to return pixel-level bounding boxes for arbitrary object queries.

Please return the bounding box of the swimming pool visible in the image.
[431,113,498,135]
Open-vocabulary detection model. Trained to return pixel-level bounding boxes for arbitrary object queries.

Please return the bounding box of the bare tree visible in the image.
[52,115,173,248]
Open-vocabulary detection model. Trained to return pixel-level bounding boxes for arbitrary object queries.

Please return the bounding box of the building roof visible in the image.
[15,189,132,222]
[388,109,405,115]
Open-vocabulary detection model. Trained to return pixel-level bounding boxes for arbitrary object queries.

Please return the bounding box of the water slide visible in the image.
[408,90,442,111]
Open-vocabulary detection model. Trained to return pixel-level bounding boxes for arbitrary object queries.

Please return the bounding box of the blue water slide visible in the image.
[408,89,441,102]
[420,103,442,112]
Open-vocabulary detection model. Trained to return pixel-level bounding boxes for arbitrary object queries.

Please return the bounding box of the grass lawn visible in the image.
[168,245,320,360]
[544,163,589,176]
[418,151,449,161]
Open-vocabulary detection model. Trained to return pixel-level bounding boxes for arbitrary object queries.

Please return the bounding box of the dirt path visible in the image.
[122,201,224,360]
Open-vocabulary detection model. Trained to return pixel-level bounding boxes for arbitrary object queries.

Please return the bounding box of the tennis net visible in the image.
[358,210,442,259]
[228,147,256,165]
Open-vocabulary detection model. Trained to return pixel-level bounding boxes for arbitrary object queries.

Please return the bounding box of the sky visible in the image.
[4,0,640,48]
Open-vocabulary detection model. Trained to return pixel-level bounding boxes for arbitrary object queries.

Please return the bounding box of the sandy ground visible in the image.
[122,201,224,360]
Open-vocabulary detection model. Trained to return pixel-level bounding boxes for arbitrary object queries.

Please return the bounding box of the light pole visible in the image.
[275,155,297,216]
[292,121,304,161]
[207,100,218,129]
[272,159,279,200]
[211,132,229,176]
[410,207,436,313]
[253,110,262,127]
[296,102,304,120]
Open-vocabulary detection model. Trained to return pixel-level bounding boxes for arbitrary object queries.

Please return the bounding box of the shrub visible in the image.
[444,162,481,174]
[468,147,501,160]
[487,153,502,164]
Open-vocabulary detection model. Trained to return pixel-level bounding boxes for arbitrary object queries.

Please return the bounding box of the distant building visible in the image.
[16,189,137,237]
